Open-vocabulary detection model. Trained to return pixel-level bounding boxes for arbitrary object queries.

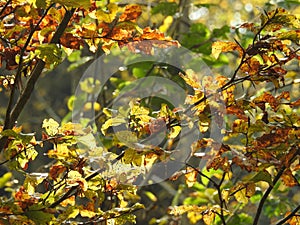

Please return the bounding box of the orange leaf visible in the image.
[281,168,299,187]
[119,4,142,22]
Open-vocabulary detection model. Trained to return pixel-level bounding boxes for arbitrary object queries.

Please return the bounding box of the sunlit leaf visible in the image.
[42,118,59,136]
[119,4,142,22]
[35,43,62,66]
[212,41,243,59]
[168,205,207,216]
[185,167,197,188]
[52,0,91,9]
[203,210,215,225]
[95,3,118,23]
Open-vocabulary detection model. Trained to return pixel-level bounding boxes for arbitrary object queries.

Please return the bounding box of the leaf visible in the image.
[281,168,299,187]
[144,191,157,202]
[168,205,207,216]
[234,187,248,204]
[203,210,215,225]
[35,43,62,65]
[0,172,12,188]
[79,77,101,94]
[151,2,178,16]
[123,148,143,166]
[249,171,273,186]
[168,126,181,139]
[211,41,243,59]
[79,209,96,218]
[60,33,84,50]
[101,117,126,135]
[42,118,59,136]
[95,3,118,23]
[67,170,88,191]
[185,167,197,188]
[49,164,66,181]
[24,210,54,225]
[119,4,142,22]
[51,0,91,9]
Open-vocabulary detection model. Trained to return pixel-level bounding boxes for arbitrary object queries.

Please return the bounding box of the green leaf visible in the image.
[0,129,18,138]
[132,62,154,78]
[181,23,211,54]
[35,44,62,65]
[24,210,54,225]
[249,171,273,186]
[151,2,178,16]
[79,77,101,94]
[51,0,91,9]
[0,172,12,188]
[212,25,230,38]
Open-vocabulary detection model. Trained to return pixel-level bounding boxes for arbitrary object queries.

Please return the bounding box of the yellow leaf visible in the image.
[101,117,126,135]
[42,118,59,136]
[123,148,143,166]
[83,102,101,111]
[212,41,243,59]
[168,205,207,216]
[185,167,197,188]
[203,211,215,225]
[234,187,248,204]
[80,209,96,218]
[115,131,138,147]
[180,70,201,90]
[187,211,203,224]
[95,3,118,23]
[168,126,181,139]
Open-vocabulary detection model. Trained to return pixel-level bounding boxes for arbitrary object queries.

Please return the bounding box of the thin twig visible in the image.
[0,0,12,18]
[252,148,299,225]
[274,204,300,225]
[0,8,75,152]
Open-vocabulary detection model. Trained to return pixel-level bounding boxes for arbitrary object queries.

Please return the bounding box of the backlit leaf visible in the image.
[185,167,197,188]
[42,118,59,136]
[95,3,118,23]
[119,4,142,22]
[212,41,243,59]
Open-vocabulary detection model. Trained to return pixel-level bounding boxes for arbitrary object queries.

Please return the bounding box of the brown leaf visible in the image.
[119,4,142,22]
[240,58,261,75]
[49,165,66,181]
[226,105,248,120]
[60,33,84,49]
[281,168,299,187]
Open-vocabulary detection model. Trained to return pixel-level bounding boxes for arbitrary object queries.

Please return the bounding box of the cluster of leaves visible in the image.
[163,7,300,225]
[0,1,299,225]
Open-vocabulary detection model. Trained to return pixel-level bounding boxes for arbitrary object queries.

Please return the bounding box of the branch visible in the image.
[252,166,285,225]
[48,151,125,209]
[0,8,75,152]
[252,8,278,46]
[3,4,54,134]
[274,204,300,225]
[252,148,299,225]
[0,0,12,18]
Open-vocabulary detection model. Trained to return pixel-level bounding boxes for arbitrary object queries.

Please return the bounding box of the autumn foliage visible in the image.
[0,1,300,225]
